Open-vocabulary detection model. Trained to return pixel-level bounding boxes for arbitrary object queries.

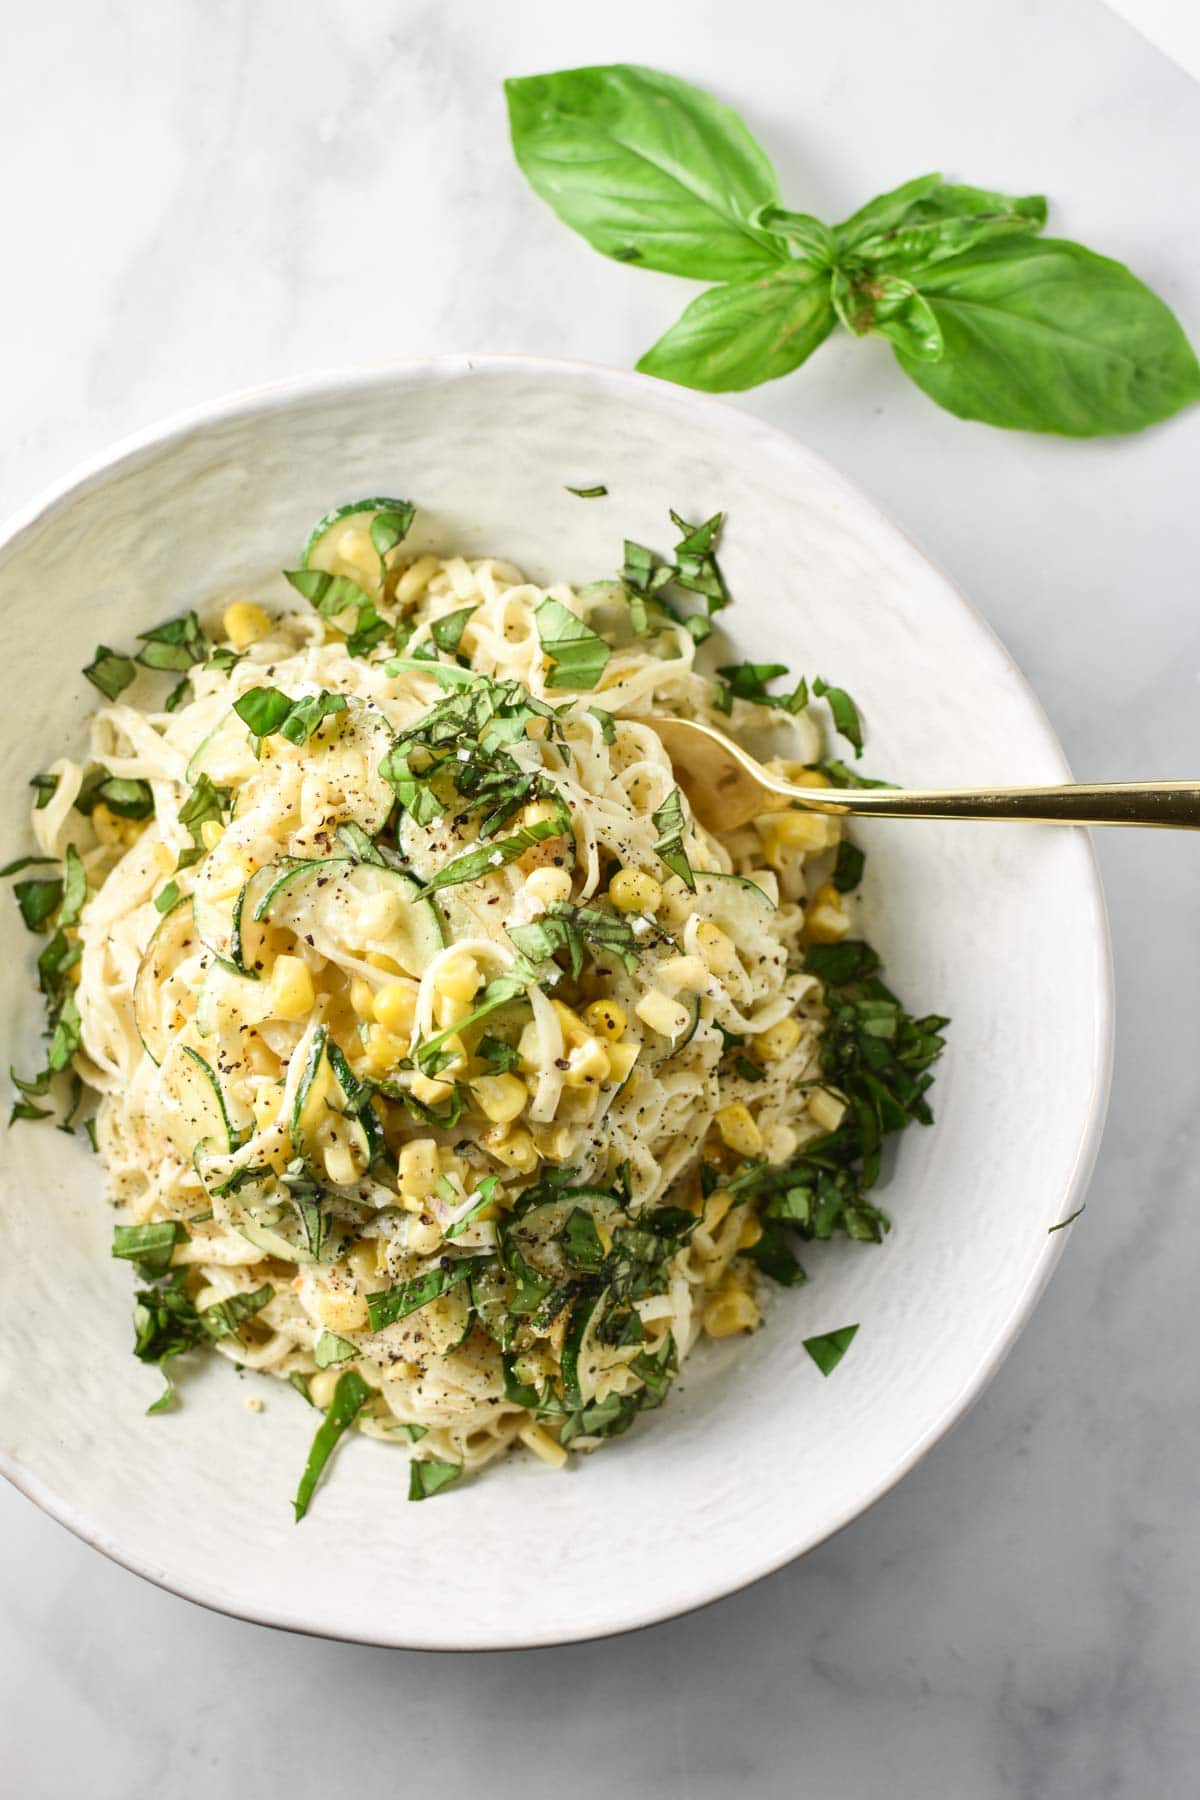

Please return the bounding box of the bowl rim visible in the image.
[0,352,1114,1649]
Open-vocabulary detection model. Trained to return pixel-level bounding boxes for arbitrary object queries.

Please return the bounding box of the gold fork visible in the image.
[644,715,1200,834]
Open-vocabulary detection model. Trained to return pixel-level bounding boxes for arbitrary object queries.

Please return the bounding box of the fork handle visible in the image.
[785,781,1200,829]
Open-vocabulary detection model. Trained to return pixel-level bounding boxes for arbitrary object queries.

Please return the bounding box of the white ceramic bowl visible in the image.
[0,357,1111,1649]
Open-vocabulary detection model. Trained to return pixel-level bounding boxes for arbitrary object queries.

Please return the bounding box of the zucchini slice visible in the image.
[159,1040,249,1159]
[302,497,415,589]
[258,857,443,978]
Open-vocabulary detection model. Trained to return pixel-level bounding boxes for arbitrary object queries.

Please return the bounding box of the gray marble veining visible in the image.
[2,0,1198,1794]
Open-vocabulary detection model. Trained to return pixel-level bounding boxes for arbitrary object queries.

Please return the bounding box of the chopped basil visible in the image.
[314,1330,359,1368]
[713,661,808,715]
[565,483,608,497]
[30,772,59,810]
[425,794,572,892]
[477,1035,520,1073]
[803,1323,859,1376]
[289,1371,315,1405]
[233,684,347,746]
[651,787,696,891]
[443,1175,499,1240]
[408,1457,462,1501]
[367,502,416,576]
[293,1368,373,1521]
[588,705,616,743]
[0,854,57,877]
[366,1255,490,1332]
[13,874,63,931]
[733,1054,764,1083]
[430,606,475,654]
[58,846,86,928]
[534,597,612,691]
[1049,1205,1086,1234]
[153,880,181,913]
[75,771,155,820]
[136,612,208,675]
[201,1283,274,1342]
[832,840,865,892]
[818,759,892,790]
[284,567,391,660]
[176,775,231,870]
[83,645,136,701]
[812,677,864,754]
[508,899,657,978]
[112,1220,187,1279]
[402,1422,428,1442]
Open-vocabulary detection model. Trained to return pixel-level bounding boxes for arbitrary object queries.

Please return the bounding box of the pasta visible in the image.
[12,498,946,1510]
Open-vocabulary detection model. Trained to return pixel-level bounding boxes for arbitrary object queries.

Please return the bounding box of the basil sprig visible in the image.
[507,65,1200,436]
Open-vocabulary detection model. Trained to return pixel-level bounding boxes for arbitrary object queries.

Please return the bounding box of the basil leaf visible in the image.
[30,772,59,811]
[746,1220,807,1286]
[651,787,695,891]
[895,237,1200,436]
[1049,1205,1086,1234]
[424,794,571,892]
[714,661,808,715]
[136,612,208,674]
[509,900,650,979]
[289,1371,315,1406]
[831,269,943,363]
[112,1221,186,1279]
[832,840,865,892]
[588,706,616,744]
[176,775,230,870]
[233,685,347,746]
[812,677,863,754]
[366,1256,490,1332]
[753,207,836,267]
[409,1457,462,1501]
[505,64,787,280]
[818,759,892,790]
[58,846,87,928]
[637,265,835,392]
[803,1322,859,1376]
[13,876,63,932]
[75,771,155,819]
[534,597,611,691]
[0,854,56,877]
[293,1368,373,1521]
[201,1283,274,1342]
[834,172,946,250]
[430,607,475,654]
[478,1036,520,1074]
[154,880,181,914]
[83,646,136,701]
[565,484,608,498]
[314,1330,359,1368]
[368,502,416,576]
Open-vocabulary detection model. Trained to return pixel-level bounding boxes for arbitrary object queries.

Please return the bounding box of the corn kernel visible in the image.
[609,867,663,913]
[703,1288,761,1338]
[738,1214,764,1250]
[252,1085,283,1132]
[581,999,626,1041]
[517,1419,568,1468]
[758,1016,802,1062]
[764,1122,799,1164]
[521,798,561,829]
[695,921,741,981]
[472,1072,528,1124]
[350,978,377,1020]
[605,1041,640,1086]
[363,1023,409,1073]
[92,804,123,848]
[222,601,271,649]
[656,954,708,994]
[563,1036,611,1088]
[410,1071,455,1106]
[200,819,224,853]
[703,1189,734,1233]
[308,1368,340,1408]
[393,554,440,608]
[269,955,315,1021]
[715,1102,764,1156]
[372,980,418,1034]
[482,1124,539,1172]
[550,999,586,1044]
[317,1289,369,1333]
[808,1088,847,1133]
[762,810,836,853]
[323,1137,362,1186]
[525,866,572,909]
[433,952,480,1005]
[634,989,692,1040]
[398,1138,439,1199]
[806,881,849,945]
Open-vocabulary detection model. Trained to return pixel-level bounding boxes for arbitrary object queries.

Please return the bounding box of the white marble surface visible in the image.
[1,0,1197,1793]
